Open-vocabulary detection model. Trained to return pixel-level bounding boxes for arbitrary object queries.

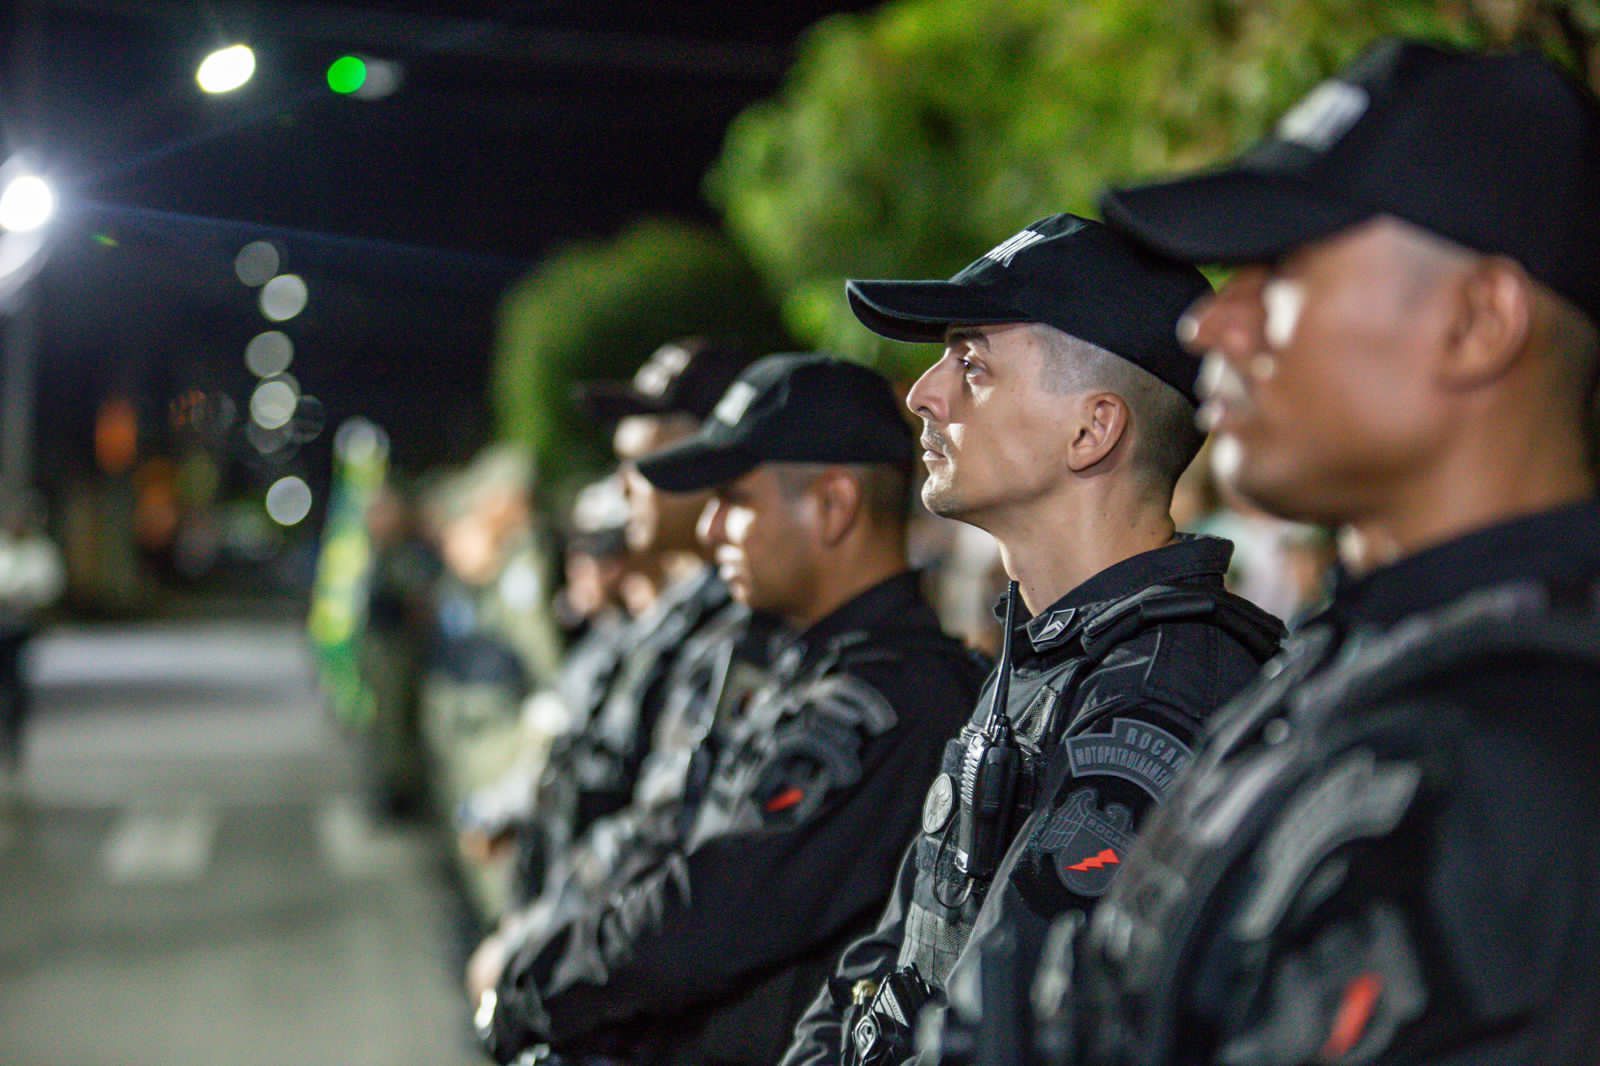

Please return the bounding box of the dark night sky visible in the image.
[3,0,877,488]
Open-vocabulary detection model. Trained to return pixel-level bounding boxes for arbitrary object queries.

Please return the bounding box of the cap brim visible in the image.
[635,434,760,493]
[846,279,1029,343]
[1101,170,1377,265]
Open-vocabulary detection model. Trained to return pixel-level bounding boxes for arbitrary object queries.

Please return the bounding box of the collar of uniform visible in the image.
[1318,497,1600,630]
[996,534,1236,655]
[778,569,927,670]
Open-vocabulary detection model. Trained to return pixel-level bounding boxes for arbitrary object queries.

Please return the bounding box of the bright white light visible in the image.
[0,175,55,233]
[250,378,299,430]
[244,331,294,377]
[265,476,313,526]
[197,44,256,94]
[259,273,308,321]
[234,241,279,286]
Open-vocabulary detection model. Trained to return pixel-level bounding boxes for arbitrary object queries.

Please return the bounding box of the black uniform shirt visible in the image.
[783,535,1279,1066]
[488,570,987,1065]
[1086,498,1600,1066]
[539,565,731,850]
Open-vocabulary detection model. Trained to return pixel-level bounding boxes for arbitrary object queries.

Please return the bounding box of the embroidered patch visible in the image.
[922,772,956,836]
[1276,80,1369,151]
[981,228,1049,267]
[1032,607,1074,644]
[1233,749,1422,942]
[1037,787,1136,897]
[1065,718,1194,801]
[633,344,690,396]
[713,381,758,425]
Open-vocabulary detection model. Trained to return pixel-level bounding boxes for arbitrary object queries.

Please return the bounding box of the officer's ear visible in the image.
[813,468,864,547]
[1067,392,1131,474]
[1438,256,1532,390]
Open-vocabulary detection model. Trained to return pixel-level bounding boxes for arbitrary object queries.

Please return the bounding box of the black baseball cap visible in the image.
[1101,39,1600,324]
[845,213,1213,403]
[636,353,914,492]
[574,339,756,422]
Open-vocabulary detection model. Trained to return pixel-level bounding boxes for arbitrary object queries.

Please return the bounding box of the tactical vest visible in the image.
[1077,578,1600,1065]
[898,583,1283,987]
[691,626,966,846]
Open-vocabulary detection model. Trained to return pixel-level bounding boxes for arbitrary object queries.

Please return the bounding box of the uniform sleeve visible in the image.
[779,839,920,1066]
[1201,668,1600,1065]
[495,660,955,1050]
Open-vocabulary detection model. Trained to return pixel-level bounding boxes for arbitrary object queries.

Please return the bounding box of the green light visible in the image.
[327,55,367,95]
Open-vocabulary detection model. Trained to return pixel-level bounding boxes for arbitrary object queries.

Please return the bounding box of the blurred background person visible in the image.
[477,353,986,1066]
[357,476,443,817]
[0,491,64,786]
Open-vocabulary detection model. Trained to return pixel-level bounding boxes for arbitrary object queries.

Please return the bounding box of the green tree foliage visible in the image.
[491,219,790,477]
[710,0,1596,372]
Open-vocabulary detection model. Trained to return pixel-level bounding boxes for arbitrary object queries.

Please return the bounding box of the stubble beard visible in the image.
[920,472,965,520]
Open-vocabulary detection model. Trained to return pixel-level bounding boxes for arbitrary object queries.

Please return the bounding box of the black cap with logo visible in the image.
[636,353,914,492]
[1101,39,1600,324]
[574,339,757,422]
[845,213,1213,404]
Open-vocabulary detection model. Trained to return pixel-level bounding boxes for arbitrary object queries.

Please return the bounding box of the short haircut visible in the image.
[1034,325,1203,495]
[773,461,913,528]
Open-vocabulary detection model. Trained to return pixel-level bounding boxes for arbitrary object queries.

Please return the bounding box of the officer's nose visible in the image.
[697,495,729,549]
[1179,267,1271,364]
[906,353,953,425]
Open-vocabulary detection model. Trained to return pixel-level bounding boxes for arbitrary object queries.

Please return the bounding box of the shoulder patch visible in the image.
[1065,718,1194,801]
[802,673,899,737]
[1036,787,1136,898]
[1234,749,1422,942]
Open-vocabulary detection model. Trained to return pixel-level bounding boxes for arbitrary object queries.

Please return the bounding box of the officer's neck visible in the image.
[990,492,1177,616]
[1337,468,1596,578]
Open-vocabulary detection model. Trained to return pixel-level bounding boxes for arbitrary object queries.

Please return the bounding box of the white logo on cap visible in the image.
[982,228,1049,268]
[1276,80,1369,152]
[713,381,758,426]
[633,345,691,397]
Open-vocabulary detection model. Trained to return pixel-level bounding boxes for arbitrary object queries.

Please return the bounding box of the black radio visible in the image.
[953,580,1022,882]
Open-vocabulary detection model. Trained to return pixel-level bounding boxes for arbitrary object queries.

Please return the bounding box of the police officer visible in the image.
[781,216,1283,1066]
[476,354,987,1065]
[465,341,769,982]
[555,340,762,836]
[1066,39,1600,1065]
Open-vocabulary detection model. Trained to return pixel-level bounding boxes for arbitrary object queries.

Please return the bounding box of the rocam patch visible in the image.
[1065,718,1194,802]
[1036,787,1136,897]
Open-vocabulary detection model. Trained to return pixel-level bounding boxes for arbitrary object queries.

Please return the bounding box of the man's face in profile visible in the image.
[1182,218,1465,527]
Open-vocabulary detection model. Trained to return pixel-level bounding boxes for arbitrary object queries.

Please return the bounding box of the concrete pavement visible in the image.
[0,619,484,1066]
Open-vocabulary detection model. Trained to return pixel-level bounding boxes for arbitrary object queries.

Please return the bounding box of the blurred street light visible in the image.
[326,55,367,94]
[327,55,403,100]
[265,475,313,526]
[196,44,256,94]
[259,273,308,321]
[0,173,55,233]
[244,330,294,377]
[234,240,280,286]
[250,377,300,430]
